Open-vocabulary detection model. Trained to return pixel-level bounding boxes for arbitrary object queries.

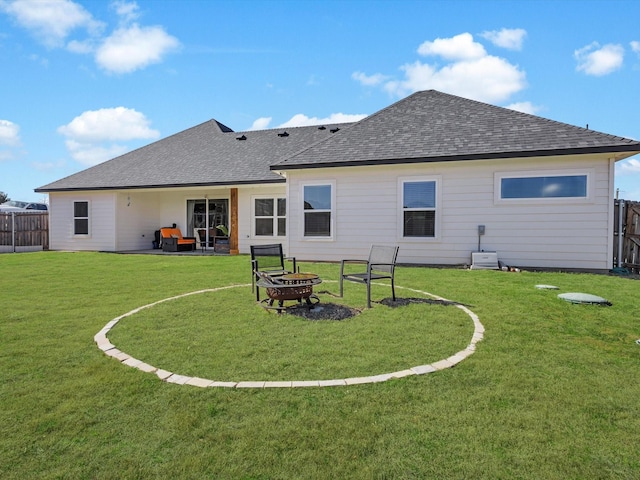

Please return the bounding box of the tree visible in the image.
[0,192,9,204]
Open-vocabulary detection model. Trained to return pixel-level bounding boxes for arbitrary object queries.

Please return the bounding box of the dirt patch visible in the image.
[286,303,361,321]
[379,297,461,307]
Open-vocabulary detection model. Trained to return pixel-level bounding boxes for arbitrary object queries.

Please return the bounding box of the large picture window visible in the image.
[73,201,89,235]
[303,184,332,237]
[402,180,436,238]
[501,174,588,199]
[254,197,286,237]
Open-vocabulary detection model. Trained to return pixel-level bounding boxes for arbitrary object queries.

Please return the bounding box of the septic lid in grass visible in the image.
[536,284,559,290]
[558,292,611,306]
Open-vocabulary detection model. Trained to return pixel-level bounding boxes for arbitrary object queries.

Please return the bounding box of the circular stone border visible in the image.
[94,283,484,388]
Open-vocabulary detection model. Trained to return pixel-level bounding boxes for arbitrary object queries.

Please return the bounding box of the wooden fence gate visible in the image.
[0,212,49,252]
[613,199,640,274]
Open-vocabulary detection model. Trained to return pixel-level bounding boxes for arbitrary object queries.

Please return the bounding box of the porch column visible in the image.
[230,188,239,255]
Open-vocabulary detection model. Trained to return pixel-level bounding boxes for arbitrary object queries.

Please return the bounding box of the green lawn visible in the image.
[1,252,639,479]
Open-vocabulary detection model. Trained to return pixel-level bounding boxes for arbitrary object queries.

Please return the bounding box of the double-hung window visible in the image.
[303,183,333,237]
[254,197,286,237]
[401,179,437,238]
[73,201,89,235]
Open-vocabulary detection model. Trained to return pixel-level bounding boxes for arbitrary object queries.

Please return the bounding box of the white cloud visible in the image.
[112,0,140,25]
[631,41,640,54]
[383,55,526,103]
[354,32,527,104]
[0,0,103,48]
[250,117,272,131]
[417,33,486,60]
[66,38,94,54]
[575,42,624,76]
[615,157,640,201]
[0,0,179,74]
[95,23,180,73]
[505,101,540,114]
[351,71,390,86]
[64,140,129,166]
[0,119,21,146]
[278,113,367,128]
[32,159,67,171]
[58,107,159,165]
[617,157,640,174]
[480,28,527,50]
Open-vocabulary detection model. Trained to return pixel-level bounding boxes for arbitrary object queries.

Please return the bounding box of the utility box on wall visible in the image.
[470,252,499,270]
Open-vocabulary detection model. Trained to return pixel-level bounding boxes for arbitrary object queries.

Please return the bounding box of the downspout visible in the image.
[617,199,625,268]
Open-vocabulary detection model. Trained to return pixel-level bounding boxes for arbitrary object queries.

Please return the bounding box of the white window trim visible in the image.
[300,180,336,241]
[251,195,287,239]
[73,200,91,237]
[494,169,594,205]
[397,176,442,242]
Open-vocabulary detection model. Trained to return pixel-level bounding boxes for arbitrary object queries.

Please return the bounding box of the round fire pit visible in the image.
[257,273,322,312]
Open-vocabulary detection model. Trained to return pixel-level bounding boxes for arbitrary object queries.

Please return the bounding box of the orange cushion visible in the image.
[160,228,183,239]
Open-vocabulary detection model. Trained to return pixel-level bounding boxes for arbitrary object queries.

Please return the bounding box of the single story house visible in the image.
[36,90,640,271]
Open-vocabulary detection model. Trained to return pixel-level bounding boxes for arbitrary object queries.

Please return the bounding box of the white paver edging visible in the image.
[95,283,484,389]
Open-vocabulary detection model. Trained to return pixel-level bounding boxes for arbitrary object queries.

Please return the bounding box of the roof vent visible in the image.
[317,126,326,130]
[330,127,340,133]
[236,134,247,141]
[277,131,289,137]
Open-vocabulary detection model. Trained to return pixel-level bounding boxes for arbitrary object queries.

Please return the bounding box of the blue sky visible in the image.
[1,0,639,202]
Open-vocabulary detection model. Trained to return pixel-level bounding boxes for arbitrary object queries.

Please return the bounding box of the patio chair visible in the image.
[339,245,399,308]
[250,244,297,301]
[160,227,196,252]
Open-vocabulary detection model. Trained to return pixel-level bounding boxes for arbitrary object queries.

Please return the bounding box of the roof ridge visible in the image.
[236,122,355,135]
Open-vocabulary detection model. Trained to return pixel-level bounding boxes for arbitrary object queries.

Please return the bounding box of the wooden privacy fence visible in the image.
[0,212,49,252]
[613,199,640,274]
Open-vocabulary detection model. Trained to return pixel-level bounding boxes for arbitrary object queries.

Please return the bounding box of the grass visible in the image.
[1,251,639,479]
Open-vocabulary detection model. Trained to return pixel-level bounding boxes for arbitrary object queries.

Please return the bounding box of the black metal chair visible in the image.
[250,244,297,301]
[339,245,399,308]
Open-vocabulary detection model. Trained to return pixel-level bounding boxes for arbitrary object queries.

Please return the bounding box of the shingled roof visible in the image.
[272,90,640,170]
[37,89,639,193]
[36,120,351,192]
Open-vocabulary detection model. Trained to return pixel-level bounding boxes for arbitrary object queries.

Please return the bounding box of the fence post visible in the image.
[11,212,16,253]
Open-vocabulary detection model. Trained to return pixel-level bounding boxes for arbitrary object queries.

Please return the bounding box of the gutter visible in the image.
[270,145,640,171]
[35,178,286,194]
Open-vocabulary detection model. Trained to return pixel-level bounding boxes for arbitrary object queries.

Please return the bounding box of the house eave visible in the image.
[271,145,640,171]
[35,178,286,194]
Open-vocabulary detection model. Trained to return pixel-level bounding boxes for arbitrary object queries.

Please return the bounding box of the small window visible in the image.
[254,197,286,237]
[402,181,436,237]
[303,184,332,237]
[74,201,89,235]
[501,175,588,199]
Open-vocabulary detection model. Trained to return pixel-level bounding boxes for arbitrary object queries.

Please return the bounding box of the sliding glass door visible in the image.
[187,198,228,246]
